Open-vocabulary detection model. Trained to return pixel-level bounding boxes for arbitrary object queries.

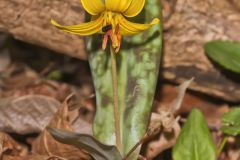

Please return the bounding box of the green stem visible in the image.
[110,47,122,153]
[217,136,228,157]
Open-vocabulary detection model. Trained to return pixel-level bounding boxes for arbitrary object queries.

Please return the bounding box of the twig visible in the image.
[123,127,161,160]
[110,46,122,153]
[123,134,147,160]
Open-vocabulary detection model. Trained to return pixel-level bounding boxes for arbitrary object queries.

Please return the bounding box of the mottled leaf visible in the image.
[47,127,122,160]
[204,41,240,73]
[87,0,162,158]
[173,109,216,160]
[221,107,240,136]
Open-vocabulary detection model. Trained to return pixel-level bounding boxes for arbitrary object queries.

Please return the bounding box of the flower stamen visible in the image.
[101,22,121,52]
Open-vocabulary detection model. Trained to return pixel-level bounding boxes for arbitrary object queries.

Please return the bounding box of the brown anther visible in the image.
[102,24,112,33]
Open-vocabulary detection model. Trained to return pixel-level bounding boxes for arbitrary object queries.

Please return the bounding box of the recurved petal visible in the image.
[51,17,104,36]
[124,0,145,17]
[118,16,160,35]
[81,0,105,15]
[105,0,132,13]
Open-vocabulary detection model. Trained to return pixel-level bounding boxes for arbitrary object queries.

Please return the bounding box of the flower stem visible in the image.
[217,136,228,157]
[110,47,122,153]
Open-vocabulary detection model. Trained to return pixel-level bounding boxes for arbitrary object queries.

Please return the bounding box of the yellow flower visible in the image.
[51,0,160,52]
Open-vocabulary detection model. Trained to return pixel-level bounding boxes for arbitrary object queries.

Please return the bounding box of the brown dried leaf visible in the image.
[232,0,240,9]
[0,62,73,101]
[2,155,64,160]
[168,78,193,113]
[0,49,10,73]
[0,95,61,134]
[155,83,229,130]
[146,79,192,159]
[0,132,28,159]
[146,122,181,159]
[32,95,92,160]
[2,156,23,160]
[26,155,68,160]
[150,79,192,133]
[0,64,38,90]
[1,80,72,102]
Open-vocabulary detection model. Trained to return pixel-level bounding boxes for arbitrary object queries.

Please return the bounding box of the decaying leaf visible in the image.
[0,132,28,159]
[2,155,65,160]
[1,79,72,102]
[20,155,50,160]
[149,78,193,132]
[48,128,122,160]
[0,64,39,90]
[0,62,73,102]
[0,95,61,134]
[233,0,240,9]
[146,122,180,159]
[0,49,10,73]
[32,95,92,160]
[168,78,194,113]
[146,79,192,159]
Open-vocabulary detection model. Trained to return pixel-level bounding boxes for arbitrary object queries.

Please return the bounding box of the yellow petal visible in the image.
[123,0,145,17]
[118,16,160,35]
[80,0,105,15]
[105,0,132,13]
[50,17,104,36]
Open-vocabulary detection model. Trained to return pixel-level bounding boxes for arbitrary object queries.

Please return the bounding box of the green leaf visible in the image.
[47,127,122,160]
[87,1,163,159]
[204,41,240,73]
[221,107,240,136]
[173,109,216,160]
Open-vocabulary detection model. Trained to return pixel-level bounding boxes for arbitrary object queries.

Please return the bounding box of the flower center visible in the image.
[101,11,121,53]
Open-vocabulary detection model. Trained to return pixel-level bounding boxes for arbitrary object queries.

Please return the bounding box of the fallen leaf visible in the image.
[25,155,66,160]
[150,78,193,133]
[154,83,229,130]
[2,156,23,160]
[0,132,28,159]
[0,64,38,90]
[32,95,92,160]
[1,80,72,102]
[168,78,193,113]
[0,62,74,102]
[0,95,61,134]
[146,122,180,159]
[233,0,240,9]
[2,155,65,160]
[0,49,10,73]
[146,79,192,159]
